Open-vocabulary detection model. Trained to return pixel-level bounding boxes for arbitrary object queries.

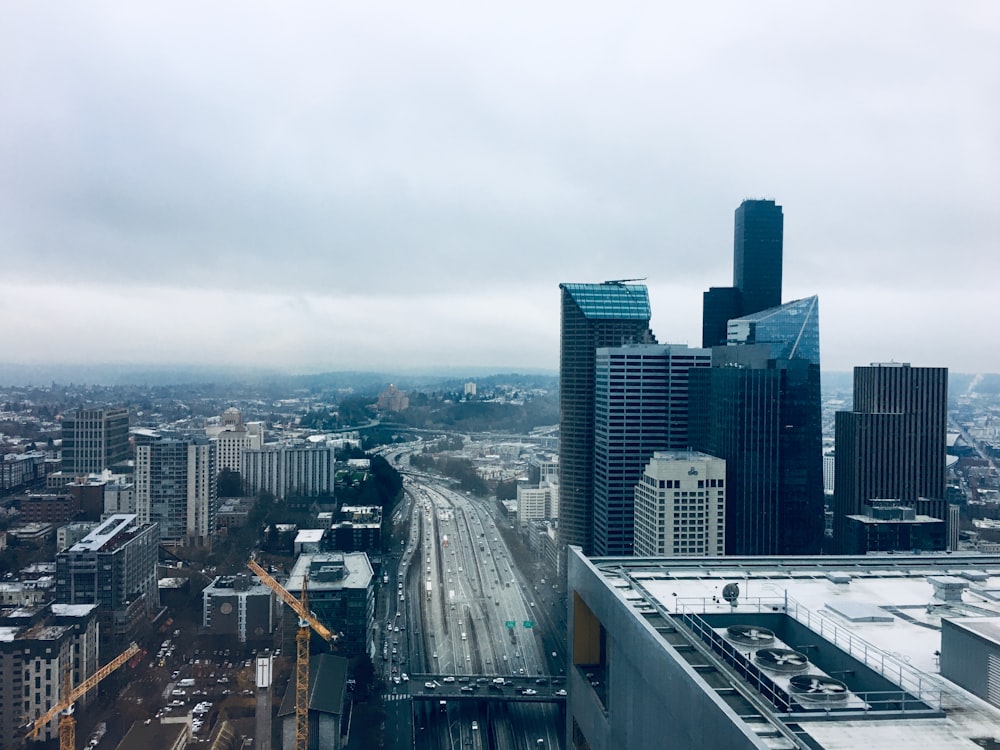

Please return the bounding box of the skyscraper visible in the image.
[702,199,784,347]
[60,407,130,475]
[558,282,655,555]
[689,296,824,555]
[832,363,949,552]
[592,344,711,556]
[733,198,783,316]
[134,431,218,546]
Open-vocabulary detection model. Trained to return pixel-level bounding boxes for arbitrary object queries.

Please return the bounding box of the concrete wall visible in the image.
[567,548,768,750]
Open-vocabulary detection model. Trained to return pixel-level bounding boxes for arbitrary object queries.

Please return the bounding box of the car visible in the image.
[432,652,438,659]
[555,689,567,696]
[424,682,437,689]
[536,678,548,685]
[492,678,506,685]
[443,676,455,683]
[401,673,409,682]
[460,685,474,692]
[522,688,538,695]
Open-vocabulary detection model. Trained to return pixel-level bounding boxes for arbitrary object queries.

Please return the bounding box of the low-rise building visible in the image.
[202,573,276,643]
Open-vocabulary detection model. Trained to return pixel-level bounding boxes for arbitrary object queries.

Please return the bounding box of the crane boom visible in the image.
[26,641,140,740]
[248,560,336,642]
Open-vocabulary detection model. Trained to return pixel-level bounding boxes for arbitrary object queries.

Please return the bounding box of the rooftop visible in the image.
[560,282,652,320]
[586,553,1000,750]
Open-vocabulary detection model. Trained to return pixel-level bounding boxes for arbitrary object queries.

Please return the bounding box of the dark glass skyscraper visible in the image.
[702,199,784,347]
[832,363,949,552]
[733,199,783,316]
[558,282,654,555]
[689,296,824,555]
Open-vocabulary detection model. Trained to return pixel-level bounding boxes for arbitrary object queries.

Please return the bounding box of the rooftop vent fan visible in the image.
[754,648,809,673]
[726,625,775,646]
[788,674,849,704]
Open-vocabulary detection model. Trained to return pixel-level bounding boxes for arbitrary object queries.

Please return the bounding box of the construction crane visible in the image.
[248,559,337,750]
[25,641,140,750]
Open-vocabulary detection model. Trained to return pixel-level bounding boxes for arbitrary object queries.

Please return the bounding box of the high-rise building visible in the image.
[134,432,217,546]
[832,363,949,552]
[55,513,160,656]
[592,344,711,556]
[633,451,726,557]
[567,550,1000,750]
[60,407,130,476]
[690,296,824,556]
[558,282,655,555]
[701,199,784,347]
[242,441,334,501]
[733,198,783,316]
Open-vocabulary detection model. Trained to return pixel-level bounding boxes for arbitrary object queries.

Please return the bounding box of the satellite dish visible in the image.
[722,583,740,607]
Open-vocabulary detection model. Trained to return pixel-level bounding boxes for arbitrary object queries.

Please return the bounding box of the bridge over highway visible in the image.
[406,674,567,704]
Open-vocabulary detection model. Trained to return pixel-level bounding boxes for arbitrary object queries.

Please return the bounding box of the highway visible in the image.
[377,443,564,750]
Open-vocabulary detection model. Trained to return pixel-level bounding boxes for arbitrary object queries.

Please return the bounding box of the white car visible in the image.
[424,681,437,689]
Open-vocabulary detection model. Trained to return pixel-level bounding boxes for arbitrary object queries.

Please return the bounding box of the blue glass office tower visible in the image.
[690,296,824,555]
[559,282,655,555]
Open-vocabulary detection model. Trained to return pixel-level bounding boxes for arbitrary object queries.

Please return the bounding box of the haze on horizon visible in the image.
[1,2,997,375]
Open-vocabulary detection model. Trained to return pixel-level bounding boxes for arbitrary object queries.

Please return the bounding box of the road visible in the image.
[376,446,564,750]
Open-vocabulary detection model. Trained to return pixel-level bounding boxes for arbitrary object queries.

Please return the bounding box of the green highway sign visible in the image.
[505,620,516,629]
[523,620,534,629]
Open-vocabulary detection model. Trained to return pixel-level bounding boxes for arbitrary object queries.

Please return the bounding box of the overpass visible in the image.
[406,674,567,705]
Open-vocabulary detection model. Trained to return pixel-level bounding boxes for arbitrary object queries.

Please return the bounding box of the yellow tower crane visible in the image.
[248,559,337,750]
[25,641,140,750]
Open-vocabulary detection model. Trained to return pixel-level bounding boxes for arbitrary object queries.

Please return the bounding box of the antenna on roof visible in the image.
[603,278,647,285]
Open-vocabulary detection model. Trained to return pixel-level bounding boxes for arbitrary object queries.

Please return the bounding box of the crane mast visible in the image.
[25,641,140,750]
[247,559,337,750]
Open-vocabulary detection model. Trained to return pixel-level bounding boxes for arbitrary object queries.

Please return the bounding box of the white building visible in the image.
[242,442,334,501]
[517,481,559,525]
[633,451,726,557]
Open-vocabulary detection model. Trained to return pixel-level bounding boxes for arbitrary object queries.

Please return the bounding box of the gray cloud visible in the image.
[0,1,997,373]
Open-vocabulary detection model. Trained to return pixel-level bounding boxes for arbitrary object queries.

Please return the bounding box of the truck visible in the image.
[426,581,432,600]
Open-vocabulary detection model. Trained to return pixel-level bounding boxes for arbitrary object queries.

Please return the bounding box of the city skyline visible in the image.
[2,3,998,374]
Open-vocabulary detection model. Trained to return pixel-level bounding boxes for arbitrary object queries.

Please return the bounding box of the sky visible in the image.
[1,2,998,376]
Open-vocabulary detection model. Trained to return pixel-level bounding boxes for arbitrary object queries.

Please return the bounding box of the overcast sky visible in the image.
[1,2,997,376]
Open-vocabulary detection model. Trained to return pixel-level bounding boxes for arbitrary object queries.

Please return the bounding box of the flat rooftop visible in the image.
[589,554,1000,750]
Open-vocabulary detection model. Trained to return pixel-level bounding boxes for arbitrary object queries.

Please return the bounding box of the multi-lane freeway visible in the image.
[376,444,564,750]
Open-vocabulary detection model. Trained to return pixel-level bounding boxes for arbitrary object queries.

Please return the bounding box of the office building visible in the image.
[282,552,374,659]
[558,282,655,555]
[0,602,99,747]
[843,499,946,554]
[633,451,726,556]
[833,363,949,552]
[702,199,783,347]
[60,407,129,476]
[733,198,784,316]
[592,344,711,556]
[134,432,217,546]
[517,482,558,525]
[202,574,276,643]
[55,514,160,656]
[242,441,334,501]
[690,297,824,556]
[567,549,1000,750]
